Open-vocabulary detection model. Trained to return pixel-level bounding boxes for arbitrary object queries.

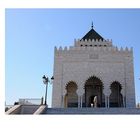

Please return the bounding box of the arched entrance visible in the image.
[64,81,78,108]
[109,81,123,107]
[83,76,104,107]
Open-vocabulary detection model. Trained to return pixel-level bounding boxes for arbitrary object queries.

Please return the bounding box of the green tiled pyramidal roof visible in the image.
[81,26,104,41]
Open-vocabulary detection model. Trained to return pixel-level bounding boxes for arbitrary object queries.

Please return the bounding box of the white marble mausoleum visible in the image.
[52,24,136,109]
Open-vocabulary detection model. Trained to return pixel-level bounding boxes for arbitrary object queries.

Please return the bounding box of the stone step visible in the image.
[45,108,140,114]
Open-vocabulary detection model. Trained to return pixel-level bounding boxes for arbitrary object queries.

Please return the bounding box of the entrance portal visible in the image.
[83,76,104,107]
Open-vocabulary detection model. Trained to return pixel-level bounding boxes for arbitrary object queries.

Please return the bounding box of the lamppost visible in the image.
[42,75,54,105]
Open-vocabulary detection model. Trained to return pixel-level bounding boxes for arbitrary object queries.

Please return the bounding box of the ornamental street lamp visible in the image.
[42,75,54,105]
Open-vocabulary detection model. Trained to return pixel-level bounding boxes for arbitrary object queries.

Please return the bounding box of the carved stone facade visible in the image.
[52,26,135,108]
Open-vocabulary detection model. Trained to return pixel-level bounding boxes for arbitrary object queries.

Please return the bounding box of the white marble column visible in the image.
[103,84,110,108]
[78,95,81,108]
[105,95,107,108]
[104,83,111,108]
[61,94,65,108]
[107,96,110,108]
[61,88,67,108]
[80,95,83,108]
[123,95,126,107]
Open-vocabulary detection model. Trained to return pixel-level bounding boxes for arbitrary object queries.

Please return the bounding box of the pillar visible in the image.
[107,96,110,108]
[121,87,126,108]
[105,95,110,108]
[80,95,83,108]
[61,94,65,108]
[105,95,107,108]
[123,95,126,108]
[78,95,80,108]
[103,84,110,108]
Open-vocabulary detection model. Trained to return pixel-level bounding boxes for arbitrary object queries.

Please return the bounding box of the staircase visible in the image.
[6,105,140,114]
[6,105,41,114]
[45,108,140,115]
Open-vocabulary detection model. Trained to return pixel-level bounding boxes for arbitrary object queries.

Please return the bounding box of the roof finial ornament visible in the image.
[91,21,93,29]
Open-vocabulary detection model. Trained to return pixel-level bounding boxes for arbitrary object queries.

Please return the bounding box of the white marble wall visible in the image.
[52,40,135,108]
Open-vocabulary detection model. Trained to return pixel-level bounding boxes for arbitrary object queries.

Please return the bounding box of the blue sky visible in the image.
[5,9,140,107]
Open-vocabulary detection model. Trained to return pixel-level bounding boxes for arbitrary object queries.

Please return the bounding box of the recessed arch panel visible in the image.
[64,81,78,108]
[109,81,123,107]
